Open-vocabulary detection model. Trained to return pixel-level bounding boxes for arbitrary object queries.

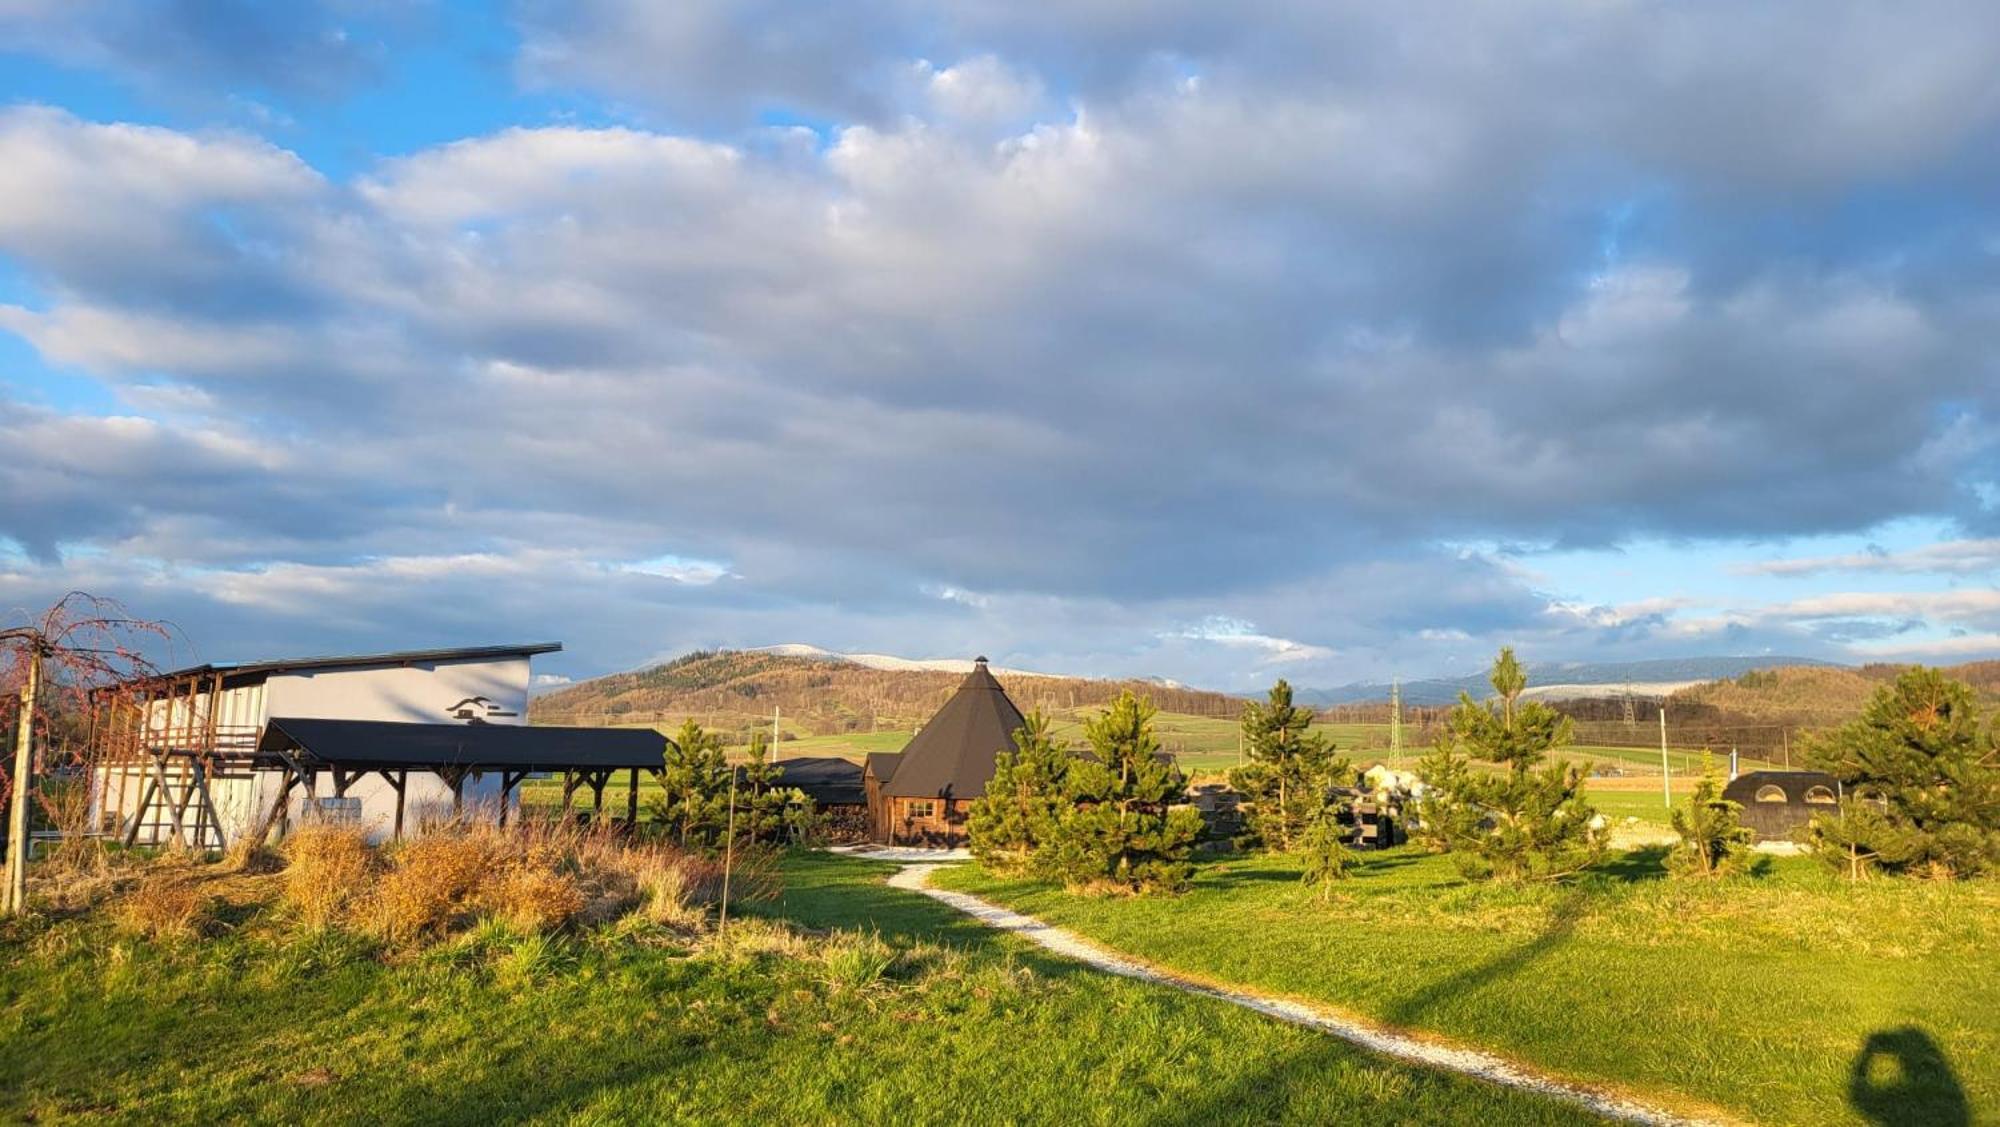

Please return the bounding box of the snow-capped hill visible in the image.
[755,643,1053,679]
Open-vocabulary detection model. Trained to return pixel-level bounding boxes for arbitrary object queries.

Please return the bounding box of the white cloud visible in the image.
[1164,617,1334,665]
[1744,539,2000,577]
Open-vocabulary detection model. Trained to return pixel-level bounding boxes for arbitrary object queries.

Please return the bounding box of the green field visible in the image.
[934,849,1997,1127]
[1,853,1604,1125]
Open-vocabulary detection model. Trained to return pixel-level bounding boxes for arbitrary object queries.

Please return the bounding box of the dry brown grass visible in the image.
[281,826,375,929]
[372,832,496,942]
[482,864,587,933]
[115,874,217,941]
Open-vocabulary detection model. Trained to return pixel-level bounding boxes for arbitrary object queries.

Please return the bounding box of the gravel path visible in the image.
[884,862,1723,1127]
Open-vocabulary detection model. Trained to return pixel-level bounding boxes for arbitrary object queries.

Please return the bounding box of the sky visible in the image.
[1,1,1999,691]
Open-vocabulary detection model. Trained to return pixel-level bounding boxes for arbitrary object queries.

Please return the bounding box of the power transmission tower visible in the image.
[1389,679,1402,758]
[1621,685,1637,730]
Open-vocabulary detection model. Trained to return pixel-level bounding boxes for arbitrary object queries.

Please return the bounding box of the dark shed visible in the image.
[770,756,866,808]
[1720,769,1841,840]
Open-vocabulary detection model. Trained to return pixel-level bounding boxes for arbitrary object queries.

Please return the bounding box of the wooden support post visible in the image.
[122,774,158,848]
[626,767,640,826]
[560,771,579,816]
[189,760,223,850]
[245,765,298,849]
[377,770,408,840]
[448,769,466,819]
[153,756,190,848]
[589,771,607,812]
[497,770,526,828]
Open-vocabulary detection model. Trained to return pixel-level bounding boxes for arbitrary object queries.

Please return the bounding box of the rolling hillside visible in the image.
[529,648,1242,742]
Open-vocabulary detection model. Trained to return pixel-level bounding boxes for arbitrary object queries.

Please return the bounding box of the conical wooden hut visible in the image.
[864,657,1024,846]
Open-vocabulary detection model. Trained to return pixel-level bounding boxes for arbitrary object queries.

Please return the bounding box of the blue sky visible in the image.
[1,2,1998,690]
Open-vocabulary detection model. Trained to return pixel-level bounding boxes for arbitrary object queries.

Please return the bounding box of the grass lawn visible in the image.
[1,852,1607,1126]
[934,849,1997,1126]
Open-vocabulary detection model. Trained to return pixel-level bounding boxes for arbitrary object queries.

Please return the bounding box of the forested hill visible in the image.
[529,649,1243,737]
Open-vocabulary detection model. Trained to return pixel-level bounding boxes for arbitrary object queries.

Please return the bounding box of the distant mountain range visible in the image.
[1300,656,1844,707]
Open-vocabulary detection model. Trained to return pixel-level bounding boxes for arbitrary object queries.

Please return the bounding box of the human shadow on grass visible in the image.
[1848,1026,1970,1127]
[1382,888,1590,1028]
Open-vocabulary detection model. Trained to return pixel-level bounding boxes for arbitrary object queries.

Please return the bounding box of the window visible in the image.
[906,800,937,819]
[1754,785,1787,803]
[1804,786,1837,805]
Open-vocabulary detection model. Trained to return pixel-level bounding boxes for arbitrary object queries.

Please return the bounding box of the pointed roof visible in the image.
[880,657,1026,799]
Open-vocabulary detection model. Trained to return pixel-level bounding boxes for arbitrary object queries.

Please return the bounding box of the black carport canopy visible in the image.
[258,717,666,772]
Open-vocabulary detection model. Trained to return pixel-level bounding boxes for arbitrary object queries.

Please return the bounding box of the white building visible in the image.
[94,642,561,846]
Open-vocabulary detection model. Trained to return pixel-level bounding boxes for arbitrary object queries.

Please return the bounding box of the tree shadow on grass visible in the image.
[1382,888,1591,1028]
[1848,1026,1970,1127]
[1590,845,1669,883]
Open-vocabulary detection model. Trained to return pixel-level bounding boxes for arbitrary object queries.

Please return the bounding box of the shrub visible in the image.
[282,826,374,928]
[483,864,586,933]
[373,833,497,942]
[117,875,216,941]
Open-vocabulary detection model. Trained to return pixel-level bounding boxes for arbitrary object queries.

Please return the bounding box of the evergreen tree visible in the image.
[1666,753,1754,878]
[1805,668,2000,879]
[1415,648,1602,881]
[1297,815,1353,901]
[1228,679,1350,852]
[651,718,733,848]
[1044,691,1204,893]
[738,729,816,844]
[967,710,1072,876]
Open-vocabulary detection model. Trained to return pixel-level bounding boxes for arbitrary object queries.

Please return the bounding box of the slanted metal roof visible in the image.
[258,717,662,772]
[148,642,563,686]
[772,756,866,806]
[879,658,1025,799]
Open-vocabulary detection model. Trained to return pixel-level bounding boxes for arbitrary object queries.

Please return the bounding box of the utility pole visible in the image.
[1389,679,1403,758]
[5,637,43,916]
[718,768,738,935]
[771,706,781,763]
[1659,707,1672,810]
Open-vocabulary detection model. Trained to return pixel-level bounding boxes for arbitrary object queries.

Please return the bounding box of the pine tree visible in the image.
[1666,753,1754,878]
[738,729,815,844]
[1044,691,1204,893]
[1415,648,1602,881]
[967,710,1072,876]
[1805,668,2000,879]
[651,718,733,848]
[1228,679,1350,852]
[1297,815,1353,901]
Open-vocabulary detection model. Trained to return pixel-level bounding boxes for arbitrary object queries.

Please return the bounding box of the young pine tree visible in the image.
[1415,648,1602,881]
[739,729,816,844]
[1296,814,1354,902]
[967,710,1072,876]
[1666,753,1755,879]
[1228,679,1350,852]
[652,718,733,849]
[1805,667,2000,879]
[1045,691,1204,893]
